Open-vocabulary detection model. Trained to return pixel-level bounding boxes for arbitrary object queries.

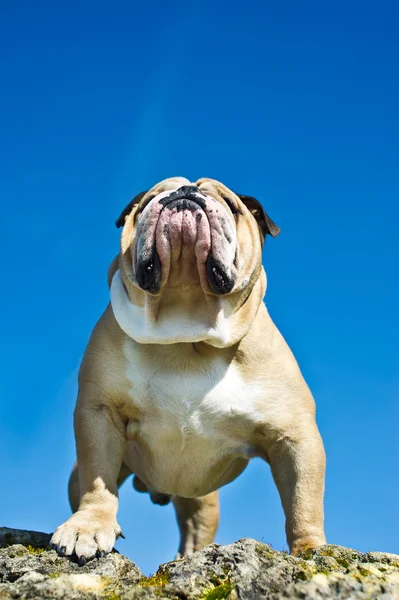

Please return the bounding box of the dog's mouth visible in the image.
[134,186,237,295]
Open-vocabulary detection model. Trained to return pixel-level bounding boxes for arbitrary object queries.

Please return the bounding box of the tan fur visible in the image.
[173,492,219,556]
[51,178,326,562]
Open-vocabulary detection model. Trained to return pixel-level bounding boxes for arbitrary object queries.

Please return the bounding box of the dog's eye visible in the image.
[222,196,240,215]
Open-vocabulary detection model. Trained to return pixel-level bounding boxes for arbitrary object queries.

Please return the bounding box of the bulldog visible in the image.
[50,177,326,565]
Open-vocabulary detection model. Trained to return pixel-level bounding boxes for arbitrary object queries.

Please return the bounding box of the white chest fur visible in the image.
[122,339,263,496]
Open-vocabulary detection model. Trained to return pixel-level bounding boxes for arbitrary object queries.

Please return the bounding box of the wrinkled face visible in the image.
[135,182,237,295]
[117,177,279,298]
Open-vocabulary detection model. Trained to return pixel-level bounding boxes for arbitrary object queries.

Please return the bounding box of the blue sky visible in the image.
[0,0,398,576]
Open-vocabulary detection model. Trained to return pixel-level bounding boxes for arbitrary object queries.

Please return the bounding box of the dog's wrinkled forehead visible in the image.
[115,177,280,242]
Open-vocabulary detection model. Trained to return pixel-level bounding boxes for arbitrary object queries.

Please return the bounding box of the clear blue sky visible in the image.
[0,0,398,576]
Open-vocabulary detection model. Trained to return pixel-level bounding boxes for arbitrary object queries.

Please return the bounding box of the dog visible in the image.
[50,177,326,565]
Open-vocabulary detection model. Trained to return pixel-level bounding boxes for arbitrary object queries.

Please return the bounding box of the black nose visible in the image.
[159,185,207,211]
[174,185,202,198]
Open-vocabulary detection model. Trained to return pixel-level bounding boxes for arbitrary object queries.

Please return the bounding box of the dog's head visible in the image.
[111,177,279,347]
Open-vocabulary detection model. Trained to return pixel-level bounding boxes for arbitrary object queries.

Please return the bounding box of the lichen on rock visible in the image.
[1,527,399,599]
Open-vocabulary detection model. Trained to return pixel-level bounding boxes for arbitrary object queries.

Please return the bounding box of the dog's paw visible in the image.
[50,510,124,565]
[290,534,327,556]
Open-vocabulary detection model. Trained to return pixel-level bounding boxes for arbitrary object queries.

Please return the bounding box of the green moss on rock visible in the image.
[139,567,169,587]
[255,543,276,560]
[26,544,48,554]
[203,580,234,600]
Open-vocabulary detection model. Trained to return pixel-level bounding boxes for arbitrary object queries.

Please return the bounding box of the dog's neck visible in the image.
[110,270,266,347]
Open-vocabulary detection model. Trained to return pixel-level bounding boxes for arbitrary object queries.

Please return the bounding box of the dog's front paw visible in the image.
[50,509,124,565]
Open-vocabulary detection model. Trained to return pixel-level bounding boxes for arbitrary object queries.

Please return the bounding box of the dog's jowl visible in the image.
[50,177,326,564]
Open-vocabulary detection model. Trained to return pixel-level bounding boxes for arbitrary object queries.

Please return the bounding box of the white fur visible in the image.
[110,270,234,345]
[122,339,264,497]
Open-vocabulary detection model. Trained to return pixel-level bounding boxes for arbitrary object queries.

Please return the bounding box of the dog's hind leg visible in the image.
[172,491,219,556]
[68,461,132,513]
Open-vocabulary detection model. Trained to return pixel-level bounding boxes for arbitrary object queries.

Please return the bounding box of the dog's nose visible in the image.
[174,185,202,198]
[159,185,206,211]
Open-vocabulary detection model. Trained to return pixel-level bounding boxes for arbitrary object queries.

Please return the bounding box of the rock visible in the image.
[1,527,399,599]
[0,527,51,550]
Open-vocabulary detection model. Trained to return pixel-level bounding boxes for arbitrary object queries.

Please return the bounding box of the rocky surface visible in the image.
[1,527,399,599]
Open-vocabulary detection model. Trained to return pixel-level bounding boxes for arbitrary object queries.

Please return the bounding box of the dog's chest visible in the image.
[123,341,261,451]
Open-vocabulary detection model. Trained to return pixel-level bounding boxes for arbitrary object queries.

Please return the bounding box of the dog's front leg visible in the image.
[264,422,326,555]
[51,392,126,564]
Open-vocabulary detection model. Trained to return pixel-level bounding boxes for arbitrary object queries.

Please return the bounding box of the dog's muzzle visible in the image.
[135,185,237,295]
[158,185,207,212]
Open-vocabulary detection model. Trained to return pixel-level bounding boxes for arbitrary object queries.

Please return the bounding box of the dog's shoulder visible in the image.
[78,303,131,400]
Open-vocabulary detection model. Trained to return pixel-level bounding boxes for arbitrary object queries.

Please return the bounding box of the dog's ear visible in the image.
[237,194,280,241]
[115,191,147,228]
